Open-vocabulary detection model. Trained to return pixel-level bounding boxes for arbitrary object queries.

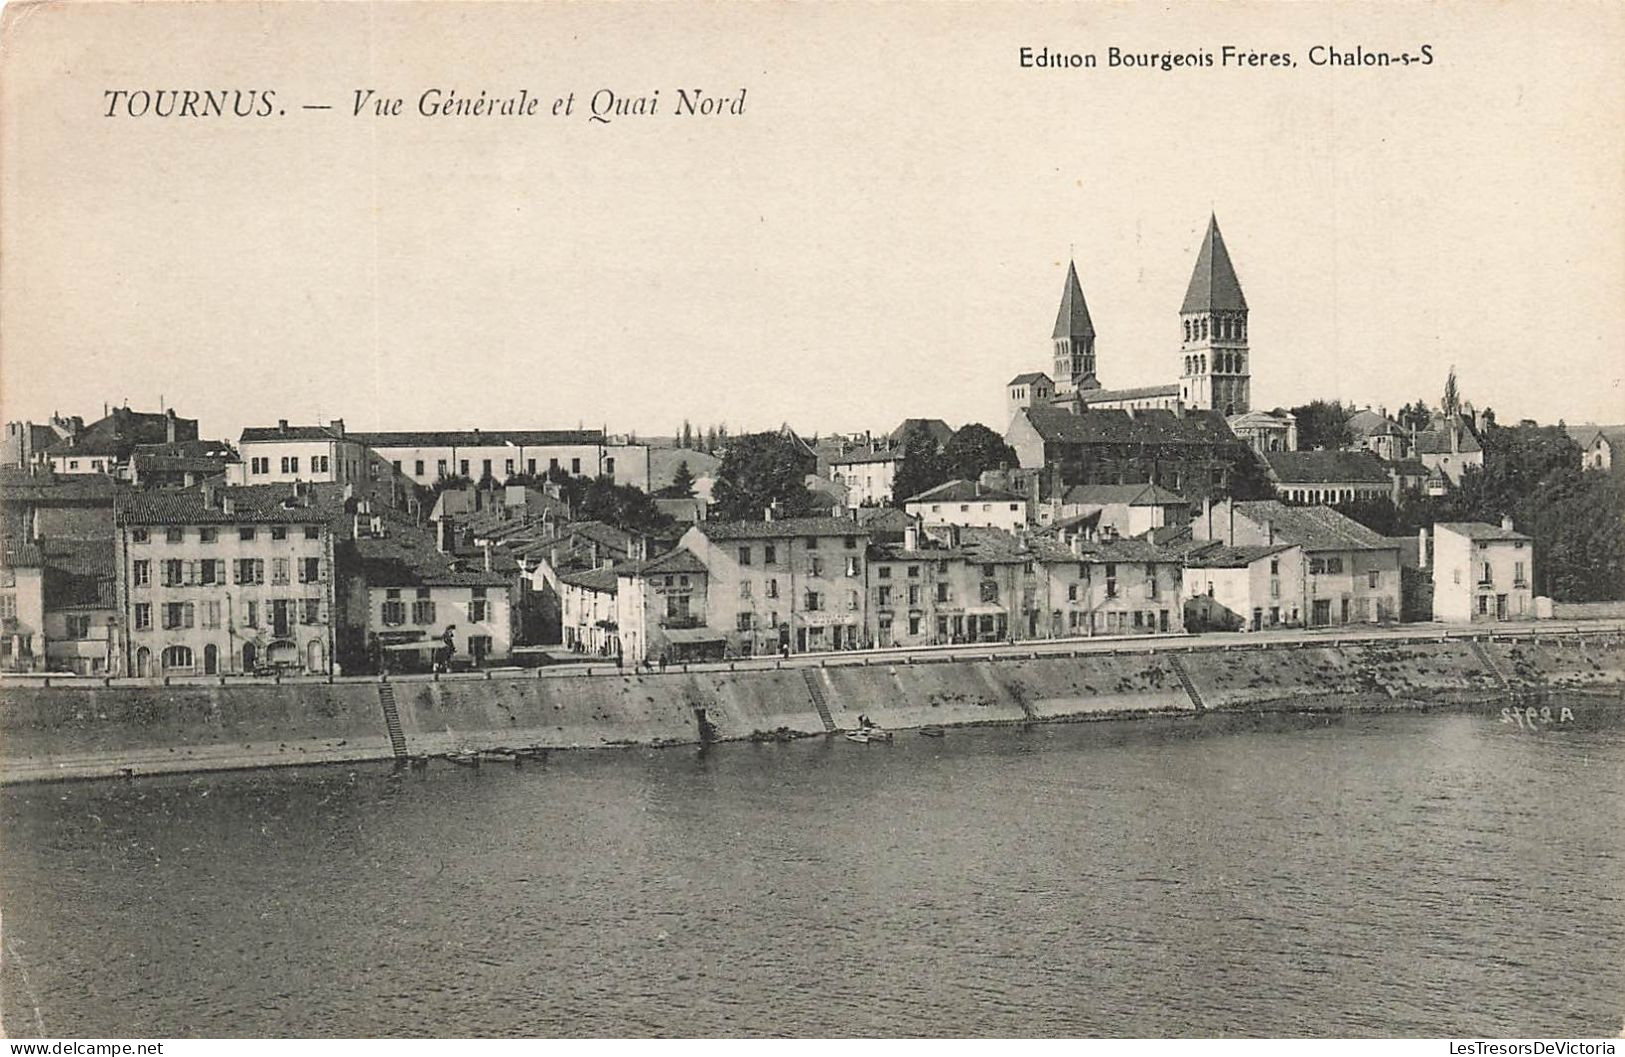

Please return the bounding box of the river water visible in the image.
[2,704,1622,1038]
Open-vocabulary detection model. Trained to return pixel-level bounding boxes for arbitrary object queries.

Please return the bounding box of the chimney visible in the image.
[1418,526,1430,569]
[165,408,177,444]
[278,419,289,434]
[764,505,774,522]
[221,495,236,515]
[483,542,493,572]
[330,418,345,437]
[904,521,919,552]
[1264,518,1275,545]
[1501,514,1514,533]
[437,519,454,554]
[1378,405,1388,420]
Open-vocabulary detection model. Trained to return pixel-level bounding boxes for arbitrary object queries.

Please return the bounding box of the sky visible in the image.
[2,1,1622,443]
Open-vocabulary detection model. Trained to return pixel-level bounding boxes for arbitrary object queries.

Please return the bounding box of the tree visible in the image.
[1397,400,1432,433]
[1441,365,1461,418]
[681,420,693,449]
[891,425,950,506]
[709,431,821,521]
[575,476,674,536]
[942,423,1018,483]
[659,460,695,499]
[704,425,718,454]
[1289,399,1355,451]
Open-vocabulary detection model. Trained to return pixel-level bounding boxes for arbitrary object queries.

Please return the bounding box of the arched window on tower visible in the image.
[1183,320,1191,342]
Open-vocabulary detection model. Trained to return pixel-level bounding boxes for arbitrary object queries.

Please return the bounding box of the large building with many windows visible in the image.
[112,483,341,676]
[349,429,651,492]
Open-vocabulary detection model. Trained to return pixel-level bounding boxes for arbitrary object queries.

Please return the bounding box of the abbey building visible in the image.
[1009,214,1255,419]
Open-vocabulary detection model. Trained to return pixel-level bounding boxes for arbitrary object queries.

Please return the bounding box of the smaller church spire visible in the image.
[1052,260,1096,339]
[1181,214,1248,314]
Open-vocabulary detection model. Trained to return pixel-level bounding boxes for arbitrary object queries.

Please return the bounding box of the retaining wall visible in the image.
[3,630,1621,784]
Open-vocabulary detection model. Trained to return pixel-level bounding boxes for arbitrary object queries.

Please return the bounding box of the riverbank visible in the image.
[3,626,1622,784]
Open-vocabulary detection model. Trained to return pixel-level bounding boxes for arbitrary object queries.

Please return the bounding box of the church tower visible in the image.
[1178,215,1250,415]
[1052,260,1100,395]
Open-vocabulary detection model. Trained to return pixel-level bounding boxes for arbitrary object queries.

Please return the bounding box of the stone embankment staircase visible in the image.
[377,683,409,760]
[1168,655,1207,711]
[801,670,838,733]
[1467,639,1514,693]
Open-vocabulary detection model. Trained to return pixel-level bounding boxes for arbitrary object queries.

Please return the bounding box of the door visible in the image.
[1251,608,1262,632]
[242,641,256,671]
[1496,594,1508,620]
[135,646,151,677]
[307,640,324,671]
[1340,599,1350,624]
[203,644,218,674]
[272,600,291,638]
[1312,599,1331,626]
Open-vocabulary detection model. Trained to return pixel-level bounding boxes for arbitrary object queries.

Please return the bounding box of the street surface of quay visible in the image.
[0,694,1621,1037]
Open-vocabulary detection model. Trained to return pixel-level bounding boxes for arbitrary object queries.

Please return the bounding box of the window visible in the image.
[878,585,893,607]
[766,578,779,599]
[304,526,319,540]
[1068,583,1078,602]
[65,614,91,639]
[1478,595,1488,615]
[133,560,150,587]
[737,612,754,631]
[299,557,321,583]
[162,602,194,629]
[272,526,287,541]
[239,527,255,541]
[134,603,151,629]
[437,459,448,478]
[272,559,290,585]
[1270,558,1279,575]
[980,581,999,604]
[131,528,150,543]
[845,556,860,577]
[907,565,919,578]
[460,460,470,476]
[908,585,920,607]
[1480,562,1493,585]
[165,526,184,543]
[280,456,291,473]
[1368,570,1380,589]
[528,459,537,475]
[301,599,321,625]
[471,596,489,622]
[764,544,777,564]
[162,559,184,586]
[196,526,217,544]
[161,645,194,671]
[417,587,431,599]
[482,459,493,479]
[382,600,406,626]
[504,459,514,476]
[605,457,615,477]
[203,601,221,629]
[936,582,949,603]
[571,458,581,475]
[877,566,893,580]
[235,558,264,584]
[1147,565,1160,600]
[244,601,258,628]
[804,590,821,611]
[738,546,752,565]
[548,458,559,473]
[1105,563,1118,598]
[844,536,857,549]
[809,557,824,577]
[1514,562,1527,588]
[739,580,753,599]
[413,599,436,625]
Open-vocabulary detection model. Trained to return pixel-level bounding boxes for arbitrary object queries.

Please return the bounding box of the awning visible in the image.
[661,627,729,644]
[960,605,1008,616]
[382,640,443,652]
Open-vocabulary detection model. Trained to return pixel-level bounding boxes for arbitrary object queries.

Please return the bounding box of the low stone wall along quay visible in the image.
[2,624,1622,785]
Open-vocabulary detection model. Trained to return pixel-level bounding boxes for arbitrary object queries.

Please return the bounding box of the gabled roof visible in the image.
[1232,500,1397,552]
[357,520,511,588]
[1181,214,1247,314]
[1073,383,1181,405]
[1346,409,1404,438]
[115,483,343,526]
[42,541,116,610]
[1435,521,1530,543]
[1413,425,1483,455]
[1008,372,1052,387]
[44,408,197,458]
[0,469,118,503]
[903,479,1024,505]
[558,565,620,594]
[1052,261,1096,339]
[692,516,867,541]
[1263,449,1392,485]
[1,540,43,568]
[1062,482,1188,507]
[1182,541,1295,569]
[626,548,709,578]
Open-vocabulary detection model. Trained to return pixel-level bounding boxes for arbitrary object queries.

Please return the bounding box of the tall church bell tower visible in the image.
[1052,260,1099,395]
[1178,215,1250,415]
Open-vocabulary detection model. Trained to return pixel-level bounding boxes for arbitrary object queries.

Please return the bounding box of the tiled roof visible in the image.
[890,419,955,447]
[357,521,511,587]
[1183,542,1294,569]
[44,408,196,458]
[0,469,118,502]
[350,429,607,448]
[904,479,1025,504]
[1233,500,1397,552]
[1436,521,1529,542]
[115,483,341,525]
[1008,372,1052,386]
[1346,409,1404,438]
[629,548,709,577]
[1052,261,1096,339]
[1062,483,1188,507]
[1383,458,1428,476]
[1413,427,1483,455]
[1074,384,1181,405]
[1264,450,1392,485]
[1181,214,1247,313]
[855,506,913,531]
[693,517,867,541]
[1020,404,1235,447]
[240,424,343,443]
[1,540,44,568]
[558,566,620,594]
